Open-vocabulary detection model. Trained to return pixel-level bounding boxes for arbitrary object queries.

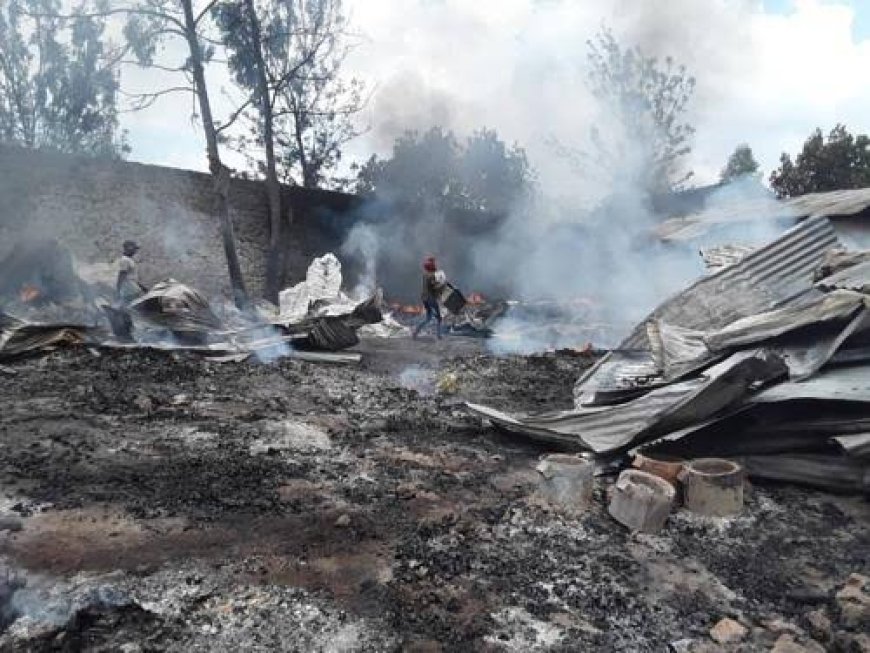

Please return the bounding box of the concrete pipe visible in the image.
[535,454,595,513]
[608,469,676,533]
[680,458,744,517]
[631,454,685,488]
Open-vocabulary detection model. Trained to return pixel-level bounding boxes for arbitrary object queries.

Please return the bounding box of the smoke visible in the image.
[341,144,796,354]
[397,364,436,395]
[368,72,464,152]
[248,328,293,364]
[340,223,380,300]
[337,1,786,352]
[687,177,798,247]
[1,570,130,636]
[346,0,758,195]
[472,193,703,350]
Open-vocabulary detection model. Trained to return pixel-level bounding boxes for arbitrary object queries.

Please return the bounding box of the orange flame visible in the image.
[20,284,40,303]
[388,302,425,316]
[467,292,486,305]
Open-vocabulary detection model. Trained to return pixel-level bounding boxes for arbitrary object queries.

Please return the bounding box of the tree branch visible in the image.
[120,85,194,112]
[215,95,255,134]
[195,0,221,25]
[22,6,187,32]
[119,59,188,73]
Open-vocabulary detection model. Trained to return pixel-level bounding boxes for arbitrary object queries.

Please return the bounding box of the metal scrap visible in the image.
[468,350,787,455]
[468,215,870,493]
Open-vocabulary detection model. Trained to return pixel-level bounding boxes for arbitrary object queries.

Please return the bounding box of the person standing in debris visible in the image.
[413,255,446,340]
[116,240,146,304]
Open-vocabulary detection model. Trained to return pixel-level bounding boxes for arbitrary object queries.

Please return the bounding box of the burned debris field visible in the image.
[2,216,870,652]
[3,1,870,649]
[0,337,867,651]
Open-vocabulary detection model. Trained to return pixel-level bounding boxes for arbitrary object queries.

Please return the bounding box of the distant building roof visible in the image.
[655,186,870,242]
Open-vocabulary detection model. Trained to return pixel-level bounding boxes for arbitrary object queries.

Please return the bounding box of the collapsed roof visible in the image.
[467,216,870,493]
[656,187,870,242]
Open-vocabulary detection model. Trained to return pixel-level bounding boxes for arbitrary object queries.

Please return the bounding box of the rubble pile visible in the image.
[468,217,870,494]
[0,250,398,364]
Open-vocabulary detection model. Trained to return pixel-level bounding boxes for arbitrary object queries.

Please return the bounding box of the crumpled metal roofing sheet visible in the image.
[739,454,870,494]
[468,381,700,452]
[469,350,785,454]
[621,216,840,349]
[752,364,870,403]
[817,259,870,293]
[657,187,870,242]
[832,433,870,459]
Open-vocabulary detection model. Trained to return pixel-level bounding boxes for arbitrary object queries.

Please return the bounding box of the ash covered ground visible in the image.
[0,338,867,652]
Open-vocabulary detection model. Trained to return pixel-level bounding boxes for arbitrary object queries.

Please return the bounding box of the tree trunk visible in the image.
[243,0,285,304]
[293,105,315,188]
[180,0,248,310]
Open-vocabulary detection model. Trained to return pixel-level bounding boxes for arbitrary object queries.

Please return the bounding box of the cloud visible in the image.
[339,0,869,190]
[115,0,870,193]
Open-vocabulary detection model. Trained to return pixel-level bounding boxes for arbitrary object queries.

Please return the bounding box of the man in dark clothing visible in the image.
[413,255,445,340]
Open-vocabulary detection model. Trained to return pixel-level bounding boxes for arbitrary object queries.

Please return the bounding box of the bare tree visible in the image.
[272,4,366,189]
[41,0,250,307]
[122,1,250,308]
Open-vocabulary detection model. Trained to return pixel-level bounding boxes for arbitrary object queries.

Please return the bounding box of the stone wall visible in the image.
[0,145,361,299]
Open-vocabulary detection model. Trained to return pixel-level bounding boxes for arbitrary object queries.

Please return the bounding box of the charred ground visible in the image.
[0,340,867,652]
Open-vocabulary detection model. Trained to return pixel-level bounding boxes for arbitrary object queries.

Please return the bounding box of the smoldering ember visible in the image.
[1,3,870,652]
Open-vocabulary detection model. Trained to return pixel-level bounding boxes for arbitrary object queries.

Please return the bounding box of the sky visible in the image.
[119,0,870,198]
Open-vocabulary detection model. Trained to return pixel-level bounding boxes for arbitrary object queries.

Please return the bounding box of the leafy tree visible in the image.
[355,127,534,215]
[217,0,363,190]
[720,144,760,182]
[214,0,362,299]
[769,124,870,198]
[276,55,365,190]
[0,0,126,157]
[562,27,696,194]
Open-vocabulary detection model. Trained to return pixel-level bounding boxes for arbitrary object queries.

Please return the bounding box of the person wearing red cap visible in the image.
[413,255,446,339]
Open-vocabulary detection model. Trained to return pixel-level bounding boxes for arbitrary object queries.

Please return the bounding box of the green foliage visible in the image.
[277,61,365,189]
[769,124,870,198]
[721,144,760,182]
[354,127,535,215]
[572,27,696,194]
[0,0,127,157]
[215,0,365,188]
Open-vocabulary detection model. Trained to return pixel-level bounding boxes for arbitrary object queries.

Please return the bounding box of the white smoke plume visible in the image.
[340,223,381,300]
[338,0,795,352]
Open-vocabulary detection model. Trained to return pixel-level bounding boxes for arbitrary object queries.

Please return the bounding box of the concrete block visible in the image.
[608,469,675,533]
[709,617,747,644]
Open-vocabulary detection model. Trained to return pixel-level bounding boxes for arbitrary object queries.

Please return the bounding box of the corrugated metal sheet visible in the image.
[468,381,701,452]
[752,365,870,403]
[469,350,785,454]
[657,187,870,242]
[739,454,869,494]
[772,308,870,380]
[818,259,870,292]
[788,187,870,218]
[620,216,840,349]
[572,349,662,407]
[833,433,870,458]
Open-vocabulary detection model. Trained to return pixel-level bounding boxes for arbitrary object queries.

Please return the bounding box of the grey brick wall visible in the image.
[0,145,359,299]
